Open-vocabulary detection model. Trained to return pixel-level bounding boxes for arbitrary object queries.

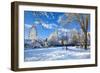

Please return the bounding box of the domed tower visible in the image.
[29,25,37,43]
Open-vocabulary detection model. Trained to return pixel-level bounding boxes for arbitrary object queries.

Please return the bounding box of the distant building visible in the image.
[48,30,58,42]
[29,25,37,43]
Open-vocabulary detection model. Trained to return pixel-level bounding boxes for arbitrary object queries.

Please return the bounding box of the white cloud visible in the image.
[57,15,66,24]
[58,28,69,32]
[34,21,40,24]
[25,24,32,28]
[42,23,57,29]
[41,23,58,29]
[50,23,58,28]
[25,23,57,30]
[57,15,63,23]
[41,23,53,29]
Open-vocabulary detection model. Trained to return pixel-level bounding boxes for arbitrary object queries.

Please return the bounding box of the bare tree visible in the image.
[59,13,90,50]
[70,29,79,45]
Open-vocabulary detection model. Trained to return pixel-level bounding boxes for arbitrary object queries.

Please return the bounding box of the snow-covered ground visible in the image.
[24,46,90,62]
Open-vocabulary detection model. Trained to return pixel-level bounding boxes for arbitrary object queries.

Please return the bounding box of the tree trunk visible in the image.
[84,31,87,50]
[61,40,64,45]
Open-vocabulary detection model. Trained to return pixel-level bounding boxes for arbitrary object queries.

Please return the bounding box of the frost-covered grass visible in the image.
[24,46,90,62]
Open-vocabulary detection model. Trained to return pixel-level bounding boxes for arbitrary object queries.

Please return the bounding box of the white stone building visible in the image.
[29,25,37,43]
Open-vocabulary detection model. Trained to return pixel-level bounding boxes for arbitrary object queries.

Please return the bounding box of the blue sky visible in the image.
[24,11,90,39]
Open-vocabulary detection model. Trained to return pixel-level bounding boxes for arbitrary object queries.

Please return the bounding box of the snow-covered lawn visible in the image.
[24,46,90,62]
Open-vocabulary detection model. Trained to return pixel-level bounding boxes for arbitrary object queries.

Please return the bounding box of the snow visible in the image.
[24,46,90,62]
